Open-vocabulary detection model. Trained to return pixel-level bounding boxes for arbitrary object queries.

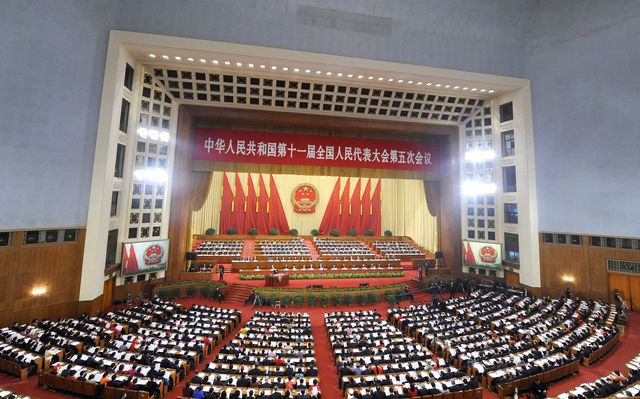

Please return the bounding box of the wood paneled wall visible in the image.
[0,230,86,326]
[539,234,640,301]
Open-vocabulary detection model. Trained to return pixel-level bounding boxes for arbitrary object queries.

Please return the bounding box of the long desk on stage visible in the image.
[231,259,401,272]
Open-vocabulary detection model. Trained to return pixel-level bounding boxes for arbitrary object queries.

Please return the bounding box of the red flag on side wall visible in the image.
[219,172,234,234]
[319,178,341,235]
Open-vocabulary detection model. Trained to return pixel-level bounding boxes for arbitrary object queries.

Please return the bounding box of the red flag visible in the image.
[348,178,362,233]
[122,244,139,275]
[268,175,290,234]
[464,241,477,265]
[371,179,382,235]
[339,178,351,234]
[360,179,372,233]
[244,174,257,233]
[319,178,341,235]
[256,175,269,234]
[233,173,246,233]
[219,172,234,234]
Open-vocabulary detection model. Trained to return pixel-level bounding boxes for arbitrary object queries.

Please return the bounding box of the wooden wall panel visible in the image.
[438,132,461,274]
[0,230,85,326]
[539,234,640,301]
[504,270,520,286]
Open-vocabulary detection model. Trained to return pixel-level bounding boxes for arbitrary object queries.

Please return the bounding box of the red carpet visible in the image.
[1,293,637,399]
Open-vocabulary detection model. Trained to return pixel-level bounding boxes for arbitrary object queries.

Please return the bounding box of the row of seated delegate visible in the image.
[388,288,619,396]
[325,310,480,399]
[184,311,320,399]
[256,239,311,257]
[0,387,31,399]
[554,367,640,398]
[313,238,378,258]
[371,241,424,257]
[11,300,242,399]
[195,240,244,256]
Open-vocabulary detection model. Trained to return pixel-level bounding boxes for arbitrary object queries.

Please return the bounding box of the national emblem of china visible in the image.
[292,183,319,213]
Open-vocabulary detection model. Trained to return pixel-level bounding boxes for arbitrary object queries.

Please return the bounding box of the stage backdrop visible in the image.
[191,172,437,251]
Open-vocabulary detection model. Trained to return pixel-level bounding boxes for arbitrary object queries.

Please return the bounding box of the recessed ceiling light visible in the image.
[462,87,469,90]
[377,77,384,81]
[326,72,332,76]
[161,55,169,59]
[337,73,343,77]
[435,84,441,87]
[397,79,403,83]
[148,54,156,58]
[427,83,433,86]
[282,67,289,71]
[388,78,394,82]
[187,57,194,62]
[357,75,363,79]
[305,69,311,73]
[236,62,242,67]
[407,81,413,84]
[417,82,423,85]
[347,74,353,78]
[315,70,321,74]
[260,65,266,69]
[199,58,206,63]
[368,76,374,80]
[271,66,277,70]
[294,68,300,72]
[174,56,182,61]
[471,88,478,91]
[488,90,495,93]
[224,61,230,65]
[248,63,254,68]
[480,89,487,92]
[453,86,460,89]
[444,85,450,88]
[212,60,219,64]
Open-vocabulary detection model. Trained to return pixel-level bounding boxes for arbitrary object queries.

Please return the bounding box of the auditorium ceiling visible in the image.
[124,40,522,127]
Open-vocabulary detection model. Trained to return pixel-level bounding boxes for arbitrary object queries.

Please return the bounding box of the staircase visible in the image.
[225,283,255,305]
[241,240,255,258]
[303,239,320,261]
[404,278,432,305]
[191,239,204,252]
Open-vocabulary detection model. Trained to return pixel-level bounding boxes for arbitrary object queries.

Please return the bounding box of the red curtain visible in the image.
[268,175,290,234]
[371,179,382,235]
[245,174,257,233]
[232,173,246,233]
[256,175,270,234]
[339,178,351,234]
[360,179,372,233]
[219,172,234,234]
[348,178,362,233]
[319,178,341,235]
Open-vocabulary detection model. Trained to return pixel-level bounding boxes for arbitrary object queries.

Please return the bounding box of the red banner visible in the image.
[193,128,438,172]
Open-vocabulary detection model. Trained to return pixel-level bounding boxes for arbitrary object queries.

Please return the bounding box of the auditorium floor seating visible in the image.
[0,292,638,399]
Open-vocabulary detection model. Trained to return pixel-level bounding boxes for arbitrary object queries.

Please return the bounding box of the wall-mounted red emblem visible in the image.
[292,183,319,213]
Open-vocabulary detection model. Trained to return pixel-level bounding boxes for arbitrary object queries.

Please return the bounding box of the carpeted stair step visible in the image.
[241,240,255,258]
[224,283,256,303]
[303,239,320,260]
